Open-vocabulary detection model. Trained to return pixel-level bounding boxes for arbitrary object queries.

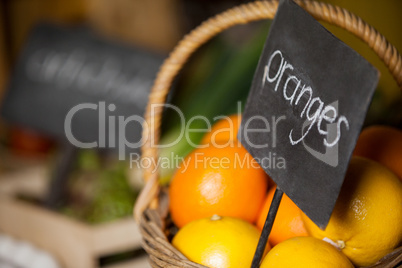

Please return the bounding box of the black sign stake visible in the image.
[251,187,283,268]
[43,143,78,209]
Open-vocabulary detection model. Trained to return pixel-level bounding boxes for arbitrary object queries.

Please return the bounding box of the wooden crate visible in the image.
[0,159,147,268]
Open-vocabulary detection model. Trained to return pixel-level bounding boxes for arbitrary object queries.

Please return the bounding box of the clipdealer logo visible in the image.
[64,100,340,168]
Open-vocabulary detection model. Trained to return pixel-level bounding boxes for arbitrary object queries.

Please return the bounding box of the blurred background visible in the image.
[0,0,401,267]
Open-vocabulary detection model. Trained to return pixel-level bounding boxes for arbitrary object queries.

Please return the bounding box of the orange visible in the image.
[169,145,268,228]
[200,114,242,145]
[260,237,354,268]
[172,215,270,268]
[302,156,402,267]
[353,125,402,180]
[257,187,308,246]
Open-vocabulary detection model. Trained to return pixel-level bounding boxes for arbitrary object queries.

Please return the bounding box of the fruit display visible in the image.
[132,2,402,267]
[167,116,402,267]
[2,0,401,267]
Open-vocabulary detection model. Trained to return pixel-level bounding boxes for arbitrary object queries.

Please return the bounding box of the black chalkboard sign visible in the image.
[239,0,379,229]
[1,24,164,159]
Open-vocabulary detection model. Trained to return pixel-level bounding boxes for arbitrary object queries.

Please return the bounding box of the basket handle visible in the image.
[134,0,402,222]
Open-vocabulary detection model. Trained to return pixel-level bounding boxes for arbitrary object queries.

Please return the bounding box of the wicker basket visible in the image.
[134,1,402,267]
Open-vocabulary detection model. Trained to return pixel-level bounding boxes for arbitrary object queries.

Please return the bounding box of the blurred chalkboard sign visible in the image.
[1,24,164,157]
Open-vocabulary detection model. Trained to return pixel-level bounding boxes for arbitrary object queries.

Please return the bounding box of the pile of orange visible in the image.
[169,114,269,267]
[167,117,402,268]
